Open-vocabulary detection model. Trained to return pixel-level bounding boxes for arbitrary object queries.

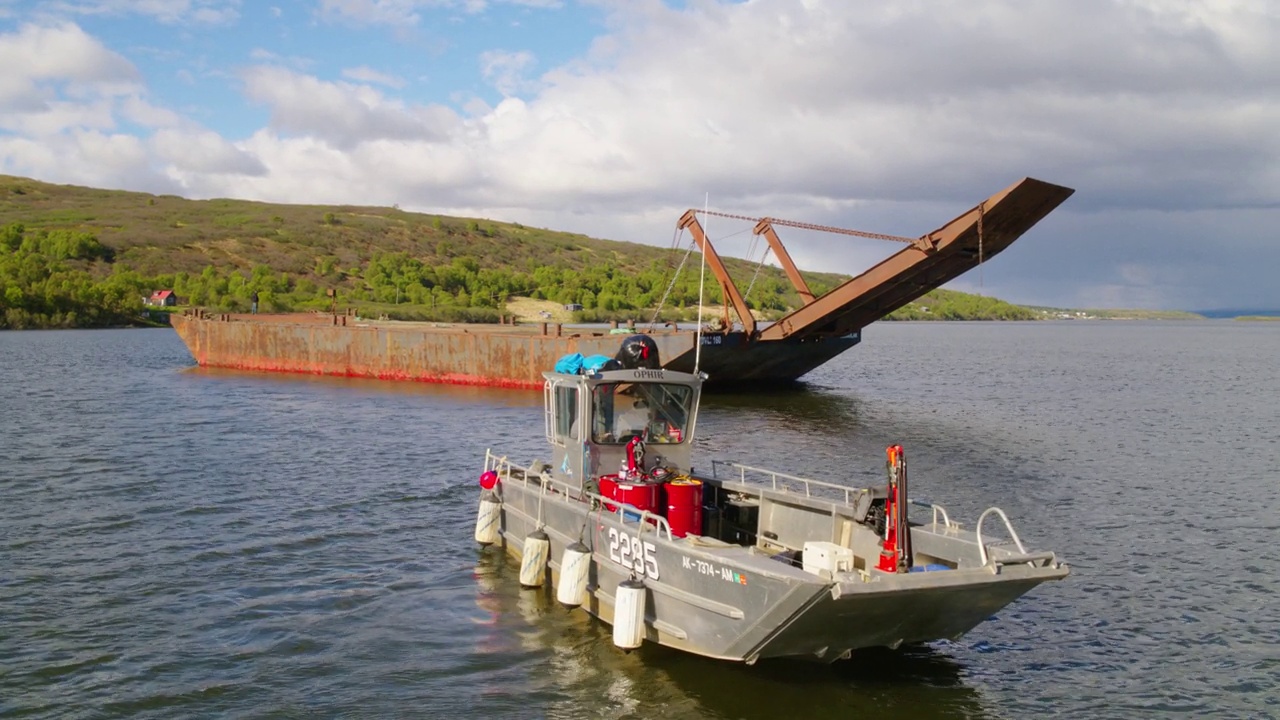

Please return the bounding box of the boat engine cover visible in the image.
[615,335,660,369]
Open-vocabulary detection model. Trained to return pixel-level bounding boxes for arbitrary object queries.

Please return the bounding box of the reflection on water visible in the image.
[185,366,544,407]
[703,385,865,434]
[652,645,991,720]
[6,324,1279,719]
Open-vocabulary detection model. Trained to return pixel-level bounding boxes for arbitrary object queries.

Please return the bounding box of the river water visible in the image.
[1,322,1276,719]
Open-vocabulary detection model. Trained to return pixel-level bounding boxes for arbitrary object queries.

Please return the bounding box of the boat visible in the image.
[475,336,1069,663]
[171,177,1074,388]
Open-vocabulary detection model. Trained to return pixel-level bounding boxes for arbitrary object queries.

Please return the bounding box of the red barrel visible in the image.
[614,480,661,516]
[598,475,619,510]
[664,478,703,538]
[597,476,661,517]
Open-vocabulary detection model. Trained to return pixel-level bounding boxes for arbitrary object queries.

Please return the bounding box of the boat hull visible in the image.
[490,461,1067,663]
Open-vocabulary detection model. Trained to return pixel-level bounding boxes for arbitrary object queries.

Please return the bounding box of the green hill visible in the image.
[1,173,1048,329]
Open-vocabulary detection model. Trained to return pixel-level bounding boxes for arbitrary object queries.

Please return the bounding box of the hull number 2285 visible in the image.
[607,527,659,580]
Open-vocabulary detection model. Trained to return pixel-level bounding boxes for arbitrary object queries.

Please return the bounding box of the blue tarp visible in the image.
[553,353,584,374]
[582,354,613,373]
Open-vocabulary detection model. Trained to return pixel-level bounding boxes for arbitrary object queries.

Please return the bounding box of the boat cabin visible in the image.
[543,367,702,493]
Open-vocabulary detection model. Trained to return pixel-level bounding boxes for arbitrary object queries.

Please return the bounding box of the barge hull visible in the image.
[171,314,859,388]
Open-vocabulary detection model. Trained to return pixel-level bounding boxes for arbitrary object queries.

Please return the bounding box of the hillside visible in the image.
[2,173,1058,329]
[2,174,868,328]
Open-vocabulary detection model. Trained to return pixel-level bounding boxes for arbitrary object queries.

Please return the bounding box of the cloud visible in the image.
[0,22,139,132]
[0,129,178,194]
[151,128,266,175]
[240,65,461,148]
[0,22,138,92]
[118,95,182,128]
[41,0,241,25]
[317,0,426,26]
[317,0,563,25]
[479,49,535,96]
[341,65,407,89]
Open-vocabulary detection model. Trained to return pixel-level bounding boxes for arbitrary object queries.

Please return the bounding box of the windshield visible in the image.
[591,382,693,445]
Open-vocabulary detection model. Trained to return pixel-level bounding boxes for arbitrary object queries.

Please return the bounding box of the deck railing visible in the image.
[484,450,673,541]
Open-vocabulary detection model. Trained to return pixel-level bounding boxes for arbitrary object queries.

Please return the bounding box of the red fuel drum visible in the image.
[598,475,619,510]
[598,475,661,516]
[664,478,704,538]
[615,480,661,515]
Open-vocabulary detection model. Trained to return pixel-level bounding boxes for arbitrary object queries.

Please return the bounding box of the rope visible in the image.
[693,209,919,244]
[742,242,772,303]
[648,229,695,327]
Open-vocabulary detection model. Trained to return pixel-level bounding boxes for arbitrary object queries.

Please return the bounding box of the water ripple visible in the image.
[2,324,1278,719]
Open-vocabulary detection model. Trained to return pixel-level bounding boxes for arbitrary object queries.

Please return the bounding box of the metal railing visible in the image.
[974,506,1055,567]
[709,459,865,505]
[909,498,955,529]
[484,450,673,541]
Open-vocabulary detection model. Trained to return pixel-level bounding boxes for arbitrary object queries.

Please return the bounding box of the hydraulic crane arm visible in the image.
[753,220,815,305]
[676,211,757,336]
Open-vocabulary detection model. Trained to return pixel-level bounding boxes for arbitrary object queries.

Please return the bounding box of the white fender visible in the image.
[612,578,647,650]
[519,529,551,588]
[556,541,592,607]
[474,489,502,545]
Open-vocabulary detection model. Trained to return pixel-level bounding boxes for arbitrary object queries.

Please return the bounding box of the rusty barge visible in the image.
[171,178,1074,389]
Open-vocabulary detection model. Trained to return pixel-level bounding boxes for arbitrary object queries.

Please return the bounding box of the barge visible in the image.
[172,177,1073,388]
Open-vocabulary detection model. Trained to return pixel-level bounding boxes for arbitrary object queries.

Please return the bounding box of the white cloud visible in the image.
[151,128,265,175]
[341,65,407,89]
[240,65,461,148]
[0,23,139,133]
[0,22,138,91]
[318,0,562,25]
[0,129,177,194]
[318,0,425,26]
[479,49,535,96]
[118,95,182,128]
[42,0,241,25]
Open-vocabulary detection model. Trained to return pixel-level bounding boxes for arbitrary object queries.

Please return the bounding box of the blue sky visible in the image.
[1,1,1278,311]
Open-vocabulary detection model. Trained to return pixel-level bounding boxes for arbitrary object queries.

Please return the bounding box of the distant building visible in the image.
[147,290,176,307]
[564,303,583,312]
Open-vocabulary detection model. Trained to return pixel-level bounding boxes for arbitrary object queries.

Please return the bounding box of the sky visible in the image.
[0,0,1277,312]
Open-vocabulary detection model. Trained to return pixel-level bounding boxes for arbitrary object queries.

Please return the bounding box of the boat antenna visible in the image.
[694,193,709,374]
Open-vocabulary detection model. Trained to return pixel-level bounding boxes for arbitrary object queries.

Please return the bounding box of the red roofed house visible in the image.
[148,290,176,307]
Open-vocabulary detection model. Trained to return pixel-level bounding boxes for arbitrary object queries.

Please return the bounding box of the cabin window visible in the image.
[554,385,578,443]
[591,382,693,445]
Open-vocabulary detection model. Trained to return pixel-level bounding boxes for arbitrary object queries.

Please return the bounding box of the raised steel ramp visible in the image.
[759,178,1075,341]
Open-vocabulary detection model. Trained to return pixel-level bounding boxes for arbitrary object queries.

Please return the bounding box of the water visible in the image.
[1,322,1276,719]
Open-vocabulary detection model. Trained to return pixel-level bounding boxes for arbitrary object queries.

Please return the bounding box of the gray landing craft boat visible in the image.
[474,338,1069,663]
